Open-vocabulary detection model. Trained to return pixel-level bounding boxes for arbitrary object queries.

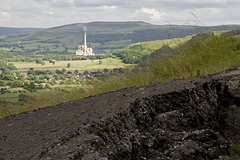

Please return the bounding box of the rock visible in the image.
[1,69,240,159]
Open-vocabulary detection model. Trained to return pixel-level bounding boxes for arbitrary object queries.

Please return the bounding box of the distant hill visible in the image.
[0,21,240,55]
[0,27,43,36]
[113,30,216,64]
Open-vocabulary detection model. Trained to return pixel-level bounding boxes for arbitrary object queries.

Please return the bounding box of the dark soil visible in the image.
[1,68,240,160]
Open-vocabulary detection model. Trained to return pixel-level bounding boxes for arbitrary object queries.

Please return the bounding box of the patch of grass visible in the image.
[216,132,224,140]
[90,35,240,93]
[229,144,240,156]
[0,87,90,118]
[0,93,20,102]
[137,87,145,92]
[13,58,131,73]
[113,36,192,63]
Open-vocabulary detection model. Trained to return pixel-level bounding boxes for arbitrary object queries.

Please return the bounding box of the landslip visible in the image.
[1,68,240,159]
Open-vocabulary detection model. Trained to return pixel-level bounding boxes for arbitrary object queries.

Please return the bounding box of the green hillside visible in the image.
[2,31,240,118]
[90,31,240,92]
[113,30,217,64]
[0,27,43,36]
[113,35,192,63]
[1,21,240,55]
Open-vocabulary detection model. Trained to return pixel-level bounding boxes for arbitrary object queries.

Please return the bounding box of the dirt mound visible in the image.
[1,69,240,159]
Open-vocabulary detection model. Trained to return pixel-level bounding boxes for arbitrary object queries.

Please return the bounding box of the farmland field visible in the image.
[0,85,85,102]
[13,58,131,73]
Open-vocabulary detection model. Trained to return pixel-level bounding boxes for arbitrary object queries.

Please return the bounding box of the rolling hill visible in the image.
[1,21,240,55]
[0,27,43,36]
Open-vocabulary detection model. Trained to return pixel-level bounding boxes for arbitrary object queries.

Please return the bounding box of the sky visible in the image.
[0,0,240,28]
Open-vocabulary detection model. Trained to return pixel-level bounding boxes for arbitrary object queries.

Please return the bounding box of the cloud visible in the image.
[47,11,54,15]
[132,8,166,23]
[140,8,166,21]
[0,12,10,23]
[0,12,10,17]
[157,0,240,9]
[0,0,240,27]
[102,5,116,10]
[73,0,119,7]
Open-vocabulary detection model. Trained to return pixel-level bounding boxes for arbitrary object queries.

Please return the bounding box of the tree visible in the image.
[74,70,79,74]
[55,69,63,74]
[44,74,50,80]
[23,82,29,90]
[29,82,36,92]
[103,68,109,73]
[1,69,15,81]
[13,80,24,87]
[67,71,72,74]
[35,59,42,64]
[0,80,6,86]
[67,63,71,68]
[6,64,17,70]
[27,68,35,75]
[0,88,7,94]
[62,68,66,74]
[53,74,60,80]
[83,70,89,75]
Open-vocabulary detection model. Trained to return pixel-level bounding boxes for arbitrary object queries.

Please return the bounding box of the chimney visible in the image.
[84,32,87,55]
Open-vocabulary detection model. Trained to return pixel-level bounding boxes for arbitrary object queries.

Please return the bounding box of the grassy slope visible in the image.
[113,36,192,63]
[13,58,131,73]
[1,35,240,118]
[93,35,240,92]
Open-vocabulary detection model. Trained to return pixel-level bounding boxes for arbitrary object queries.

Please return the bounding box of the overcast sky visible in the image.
[0,0,240,28]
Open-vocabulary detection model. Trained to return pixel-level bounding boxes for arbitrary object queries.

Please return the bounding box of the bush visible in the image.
[18,94,35,102]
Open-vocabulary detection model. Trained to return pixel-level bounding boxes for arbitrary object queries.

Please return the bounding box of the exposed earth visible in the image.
[1,68,240,159]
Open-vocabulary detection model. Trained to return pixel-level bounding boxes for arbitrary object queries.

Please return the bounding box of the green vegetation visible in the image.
[1,22,240,56]
[105,34,240,89]
[113,36,191,63]
[13,58,130,73]
[0,57,130,109]
[2,31,240,119]
[229,144,240,156]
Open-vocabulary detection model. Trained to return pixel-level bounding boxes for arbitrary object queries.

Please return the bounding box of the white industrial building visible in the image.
[76,32,94,56]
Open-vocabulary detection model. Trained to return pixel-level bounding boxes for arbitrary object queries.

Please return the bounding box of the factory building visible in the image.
[76,32,94,56]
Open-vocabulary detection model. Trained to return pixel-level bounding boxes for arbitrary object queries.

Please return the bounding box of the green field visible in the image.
[13,58,131,73]
[0,93,20,102]
[0,85,85,103]
[0,58,130,103]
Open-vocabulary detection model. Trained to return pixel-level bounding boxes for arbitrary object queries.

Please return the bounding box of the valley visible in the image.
[1,21,240,120]
[1,21,240,159]
[0,58,130,105]
[1,21,240,55]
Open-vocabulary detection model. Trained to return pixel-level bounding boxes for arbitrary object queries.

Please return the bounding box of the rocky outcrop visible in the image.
[1,69,240,159]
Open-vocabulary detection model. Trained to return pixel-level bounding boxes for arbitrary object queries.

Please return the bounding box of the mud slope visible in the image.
[1,69,240,160]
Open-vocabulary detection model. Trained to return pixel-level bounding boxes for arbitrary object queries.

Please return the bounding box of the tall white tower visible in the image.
[84,32,87,55]
[76,32,93,56]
